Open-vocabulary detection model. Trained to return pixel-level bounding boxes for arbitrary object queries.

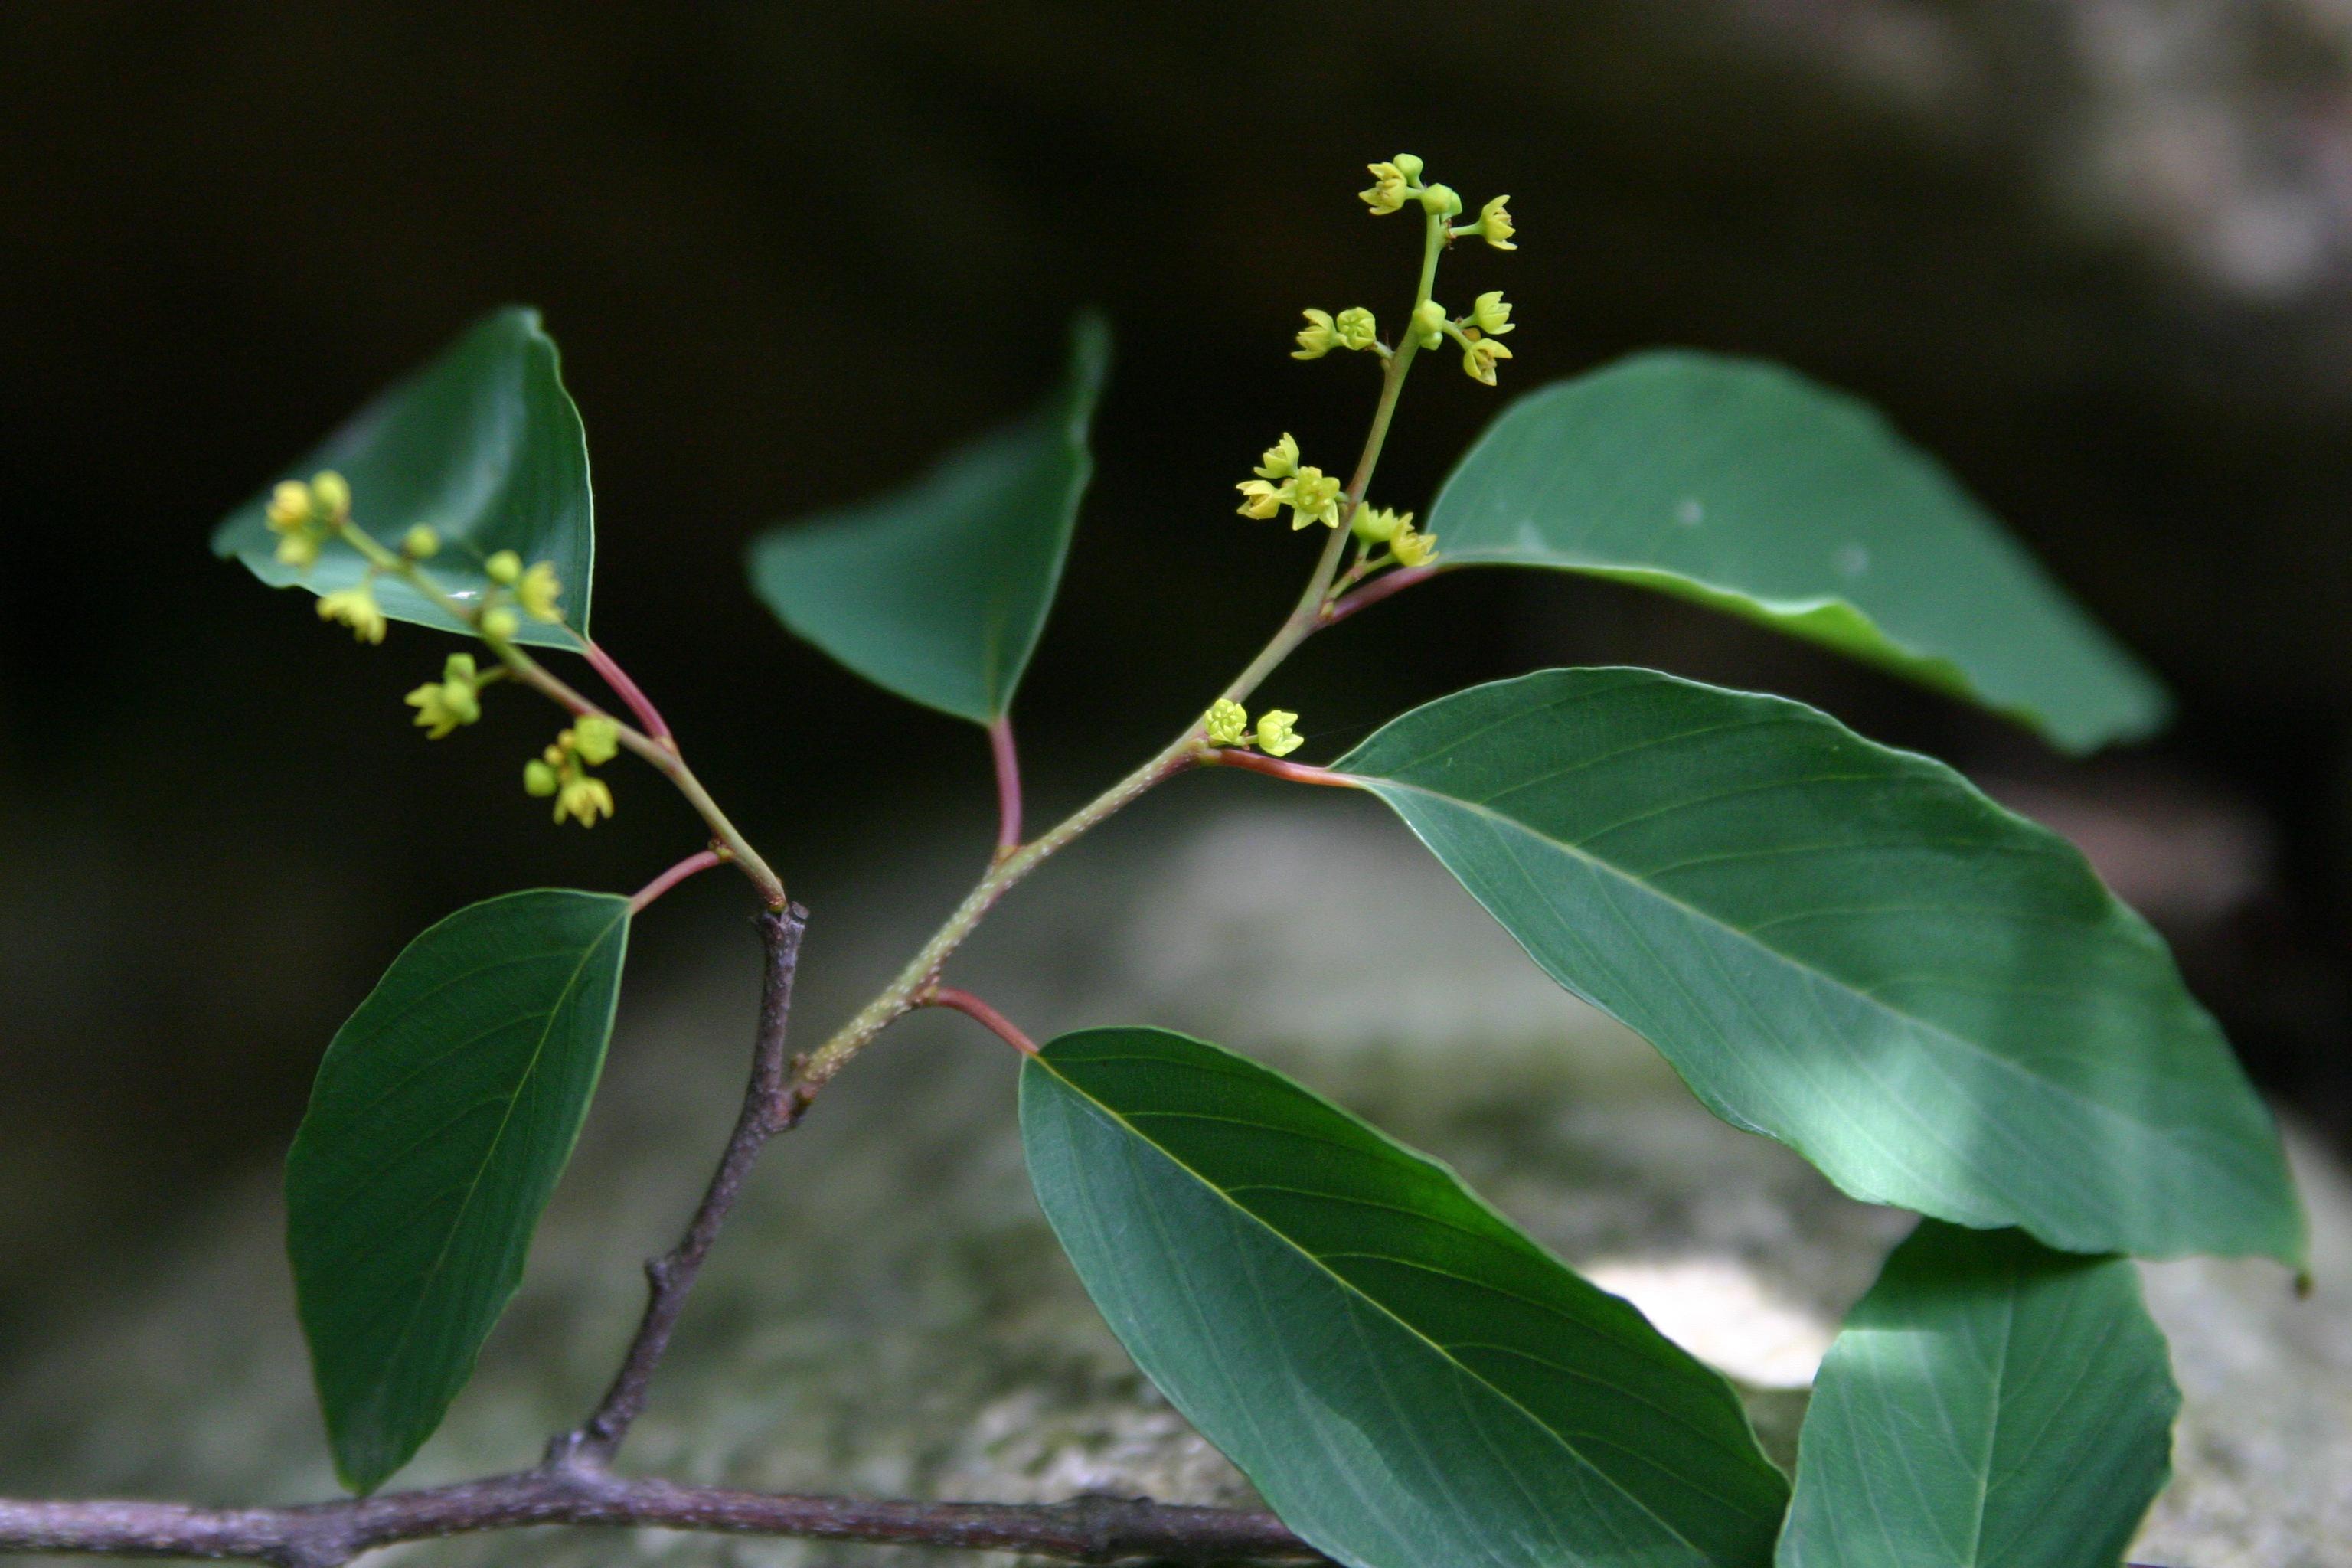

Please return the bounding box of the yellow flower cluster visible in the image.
[524,714,622,827]
[1361,154,1514,250]
[1201,698,1304,758]
[404,652,486,740]
[1350,505,1439,568]
[264,470,351,570]
[1235,434,1345,530]
[1294,306,1380,360]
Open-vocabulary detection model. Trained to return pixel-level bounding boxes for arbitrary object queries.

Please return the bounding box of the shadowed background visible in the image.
[3,1,2350,1357]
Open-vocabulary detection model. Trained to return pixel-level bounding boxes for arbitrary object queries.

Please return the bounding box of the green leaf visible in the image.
[214,307,595,651]
[1022,1026,1789,1568]
[1338,668,2300,1263]
[1779,1222,2179,1568]
[286,889,631,1491]
[1426,352,2167,753]
[747,312,1110,724]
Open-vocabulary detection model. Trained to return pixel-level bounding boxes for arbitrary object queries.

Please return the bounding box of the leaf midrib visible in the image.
[1351,772,2210,1166]
[350,906,623,1415]
[1034,1057,1773,1555]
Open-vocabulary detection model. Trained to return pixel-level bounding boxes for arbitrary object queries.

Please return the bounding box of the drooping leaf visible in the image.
[1425,352,2167,753]
[214,307,595,650]
[286,890,631,1491]
[1779,1222,2178,1568]
[1337,668,2301,1263]
[746,312,1110,724]
[1022,1026,1790,1568]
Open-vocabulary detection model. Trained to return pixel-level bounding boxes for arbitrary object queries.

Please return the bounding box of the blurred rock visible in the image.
[0,802,2345,1565]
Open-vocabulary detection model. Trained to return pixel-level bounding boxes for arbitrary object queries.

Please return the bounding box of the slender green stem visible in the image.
[330,521,788,908]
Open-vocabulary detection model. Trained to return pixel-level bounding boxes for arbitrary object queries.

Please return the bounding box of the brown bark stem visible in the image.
[0,1477,1325,1567]
[547,903,810,1469]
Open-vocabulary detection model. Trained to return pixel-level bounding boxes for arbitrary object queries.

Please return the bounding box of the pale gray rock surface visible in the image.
[1,799,2344,1565]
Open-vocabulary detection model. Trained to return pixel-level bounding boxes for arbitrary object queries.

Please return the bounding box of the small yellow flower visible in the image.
[1292,309,1338,360]
[1235,479,1284,520]
[554,774,616,828]
[1360,161,1410,214]
[1411,299,1447,350]
[481,606,521,642]
[1255,710,1303,758]
[1254,433,1300,480]
[1204,698,1250,747]
[1352,505,1409,545]
[1461,331,1514,387]
[1475,194,1516,250]
[316,582,387,644]
[276,529,322,570]
[524,758,561,796]
[1334,307,1377,351]
[1390,518,1439,567]
[571,714,622,766]
[1286,467,1344,531]
[516,560,564,623]
[403,524,441,560]
[1419,182,1462,220]
[406,652,485,740]
[485,550,523,586]
[405,681,478,740]
[309,471,351,522]
[1471,290,1514,335]
[266,480,312,531]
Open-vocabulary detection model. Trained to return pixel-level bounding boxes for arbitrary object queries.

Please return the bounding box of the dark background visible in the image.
[5,2,2350,1344]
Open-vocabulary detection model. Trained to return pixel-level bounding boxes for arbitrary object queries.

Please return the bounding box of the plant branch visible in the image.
[550,904,810,1468]
[920,985,1039,1055]
[987,716,1024,860]
[1206,750,1357,789]
[796,215,1449,1086]
[629,847,729,913]
[0,1477,1325,1567]
[576,635,675,746]
[330,522,786,910]
[1321,562,1440,628]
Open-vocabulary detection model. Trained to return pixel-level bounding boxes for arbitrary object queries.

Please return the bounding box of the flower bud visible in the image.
[572,714,622,766]
[1255,710,1303,758]
[1419,183,1462,219]
[1334,307,1377,351]
[1471,290,1514,335]
[309,470,351,521]
[485,550,523,586]
[482,606,521,642]
[1411,299,1447,350]
[403,524,442,560]
[1204,698,1250,748]
[266,480,312,530]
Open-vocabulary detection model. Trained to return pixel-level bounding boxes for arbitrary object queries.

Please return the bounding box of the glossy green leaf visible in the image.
[214,307,595,651]
[1022,1026,1789,1568]
[1779,1222,2178,1567]
[286,890,631,1491]
[746,313,1110,724]
[1426,352,2167,753]
[1338,668,2300,1263]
